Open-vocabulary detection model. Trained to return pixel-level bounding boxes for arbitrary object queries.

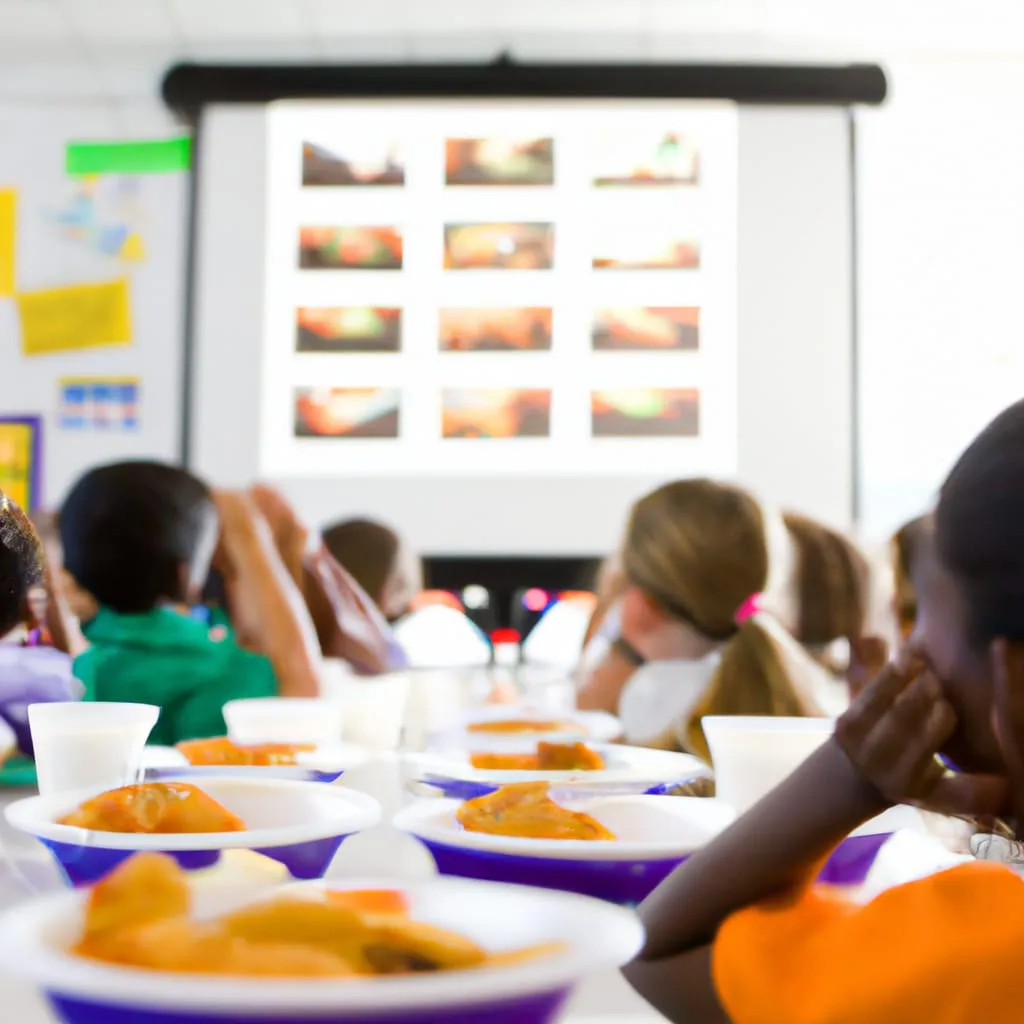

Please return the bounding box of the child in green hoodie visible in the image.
[60,461,322,746]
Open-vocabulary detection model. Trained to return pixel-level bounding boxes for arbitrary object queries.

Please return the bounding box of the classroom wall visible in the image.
[1,52,1022,542]
[0,101,186,508]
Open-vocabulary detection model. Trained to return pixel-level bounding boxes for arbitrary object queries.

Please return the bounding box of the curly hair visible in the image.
[0,492,43,636]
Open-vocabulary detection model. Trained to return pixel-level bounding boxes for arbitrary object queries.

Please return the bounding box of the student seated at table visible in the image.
[624,398,1024,1023]
[891,513,928,647]
[577,478,827,757]
[578,491,879,727]
[321,516,421,624]
[248,490,408,673]
[59,462,323,745]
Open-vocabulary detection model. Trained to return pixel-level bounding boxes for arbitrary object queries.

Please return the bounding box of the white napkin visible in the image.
[970,833,1024,873]
[857,829,971,903]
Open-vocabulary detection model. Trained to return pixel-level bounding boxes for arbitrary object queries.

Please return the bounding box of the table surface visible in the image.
[0,753,666,1023]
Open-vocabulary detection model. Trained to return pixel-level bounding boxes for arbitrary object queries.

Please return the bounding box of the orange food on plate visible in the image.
[58,783,246,834]
[466,718,580,735]
[456,782,615,841]
[469,742,606,772]
[176,737,316,767]
[71,853,562,977]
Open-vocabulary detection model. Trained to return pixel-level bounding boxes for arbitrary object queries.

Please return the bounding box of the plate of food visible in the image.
[4,776,382,886]
[0,851,643,1024]
[407,741,710,800]
[395,783,735,905]
[143,737,367,784]
[432,708,622,753]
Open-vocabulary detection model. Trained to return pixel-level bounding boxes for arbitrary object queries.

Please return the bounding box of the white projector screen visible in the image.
[191,101,853,556]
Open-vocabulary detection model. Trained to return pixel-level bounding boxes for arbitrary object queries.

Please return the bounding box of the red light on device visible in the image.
[522,588,548,613]
[491,628,521,645]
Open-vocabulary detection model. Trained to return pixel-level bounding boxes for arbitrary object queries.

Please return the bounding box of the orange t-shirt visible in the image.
[713,862,1024,1023]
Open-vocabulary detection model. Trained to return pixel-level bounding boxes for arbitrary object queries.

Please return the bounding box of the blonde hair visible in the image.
[621,479,823,761]
[783,512,871,648]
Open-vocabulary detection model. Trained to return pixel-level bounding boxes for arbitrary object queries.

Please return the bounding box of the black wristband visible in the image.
[611,635,645,668]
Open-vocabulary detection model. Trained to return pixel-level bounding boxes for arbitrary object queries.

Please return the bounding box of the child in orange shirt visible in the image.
[623,398,1024,1023]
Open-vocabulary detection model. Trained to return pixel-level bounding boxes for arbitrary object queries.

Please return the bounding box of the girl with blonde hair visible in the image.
[585,478,829,759]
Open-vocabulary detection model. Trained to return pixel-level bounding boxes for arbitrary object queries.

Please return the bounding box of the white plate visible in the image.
[0,874,643,1015]
[394,795,736,861]
[4,775,381,851]
[433,708,623,753]
[156,742,371,782]
[407,744,708,790]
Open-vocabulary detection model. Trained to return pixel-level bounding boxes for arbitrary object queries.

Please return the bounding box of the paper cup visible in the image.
[28,703,158,797]
[321,672,411,751]
[702,716,834,815]
[223,697,345,745]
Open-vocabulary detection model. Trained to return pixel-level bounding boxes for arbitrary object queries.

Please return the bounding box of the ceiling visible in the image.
[0,0,1022,102]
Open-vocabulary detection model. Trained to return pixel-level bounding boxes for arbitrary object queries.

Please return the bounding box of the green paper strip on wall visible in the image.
[66,138,191,176]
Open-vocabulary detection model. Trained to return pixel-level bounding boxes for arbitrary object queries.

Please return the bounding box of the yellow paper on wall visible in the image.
[17,278,132,357]
[0,188,16,297]
[0,422,35,511]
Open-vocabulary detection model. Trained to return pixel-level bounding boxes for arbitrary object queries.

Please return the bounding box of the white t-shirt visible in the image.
[618,651,721,746]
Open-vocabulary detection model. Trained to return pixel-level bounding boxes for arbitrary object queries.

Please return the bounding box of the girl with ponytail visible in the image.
[613,479,827,759]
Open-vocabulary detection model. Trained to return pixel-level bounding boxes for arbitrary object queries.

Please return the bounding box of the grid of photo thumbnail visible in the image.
[289,125,708,445]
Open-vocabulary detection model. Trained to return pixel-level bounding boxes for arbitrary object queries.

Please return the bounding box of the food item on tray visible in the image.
[466,718,580,735]
[72,853,561,977]
[456,782,615,841]
[176,737,316,767]
[469,741,606,772]
[58,783,247,834]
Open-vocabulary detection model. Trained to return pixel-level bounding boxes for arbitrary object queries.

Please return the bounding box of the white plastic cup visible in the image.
[702,716,834,815]
[322,672,410,751]
[28,702,159,796]
[223,697,345,745]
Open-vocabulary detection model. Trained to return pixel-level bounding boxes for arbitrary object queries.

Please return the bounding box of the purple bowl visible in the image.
[38,833,350,888]
[5,776,382,887]
[45,990,572,1024]
[0,875,644,1024]
[818,831,891,886]
[422,839,682,907]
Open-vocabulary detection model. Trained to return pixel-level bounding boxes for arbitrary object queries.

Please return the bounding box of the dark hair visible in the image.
[321,518,399,605]
[937,399,1024,647]
[783,513,871,646]
[0,494,43,636]
[60,461,215,614]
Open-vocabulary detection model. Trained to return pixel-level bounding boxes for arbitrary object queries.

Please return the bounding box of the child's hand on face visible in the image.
[834,653,1010,821]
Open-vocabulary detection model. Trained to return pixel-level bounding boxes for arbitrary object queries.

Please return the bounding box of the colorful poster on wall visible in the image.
[0,188,15,296]
[59,377,139,430]
[0,416,41,512]
[17,278,132,357]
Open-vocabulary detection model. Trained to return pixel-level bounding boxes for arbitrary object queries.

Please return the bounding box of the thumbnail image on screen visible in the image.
[445,138,554,186]
[296,307,402,353]
[592,307,699,351]
[591,388,700,437]
[294,387,401,438]
[444,223,554,270]
[441,388,552,438]
[439,307,553,352]
[299,227,403,270]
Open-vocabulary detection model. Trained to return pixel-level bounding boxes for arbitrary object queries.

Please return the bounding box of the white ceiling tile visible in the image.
[167,0,311,40]
[306,0,405,34]
[186,37,319,60]
[318,36,412,61]
[0,0,73,40]
[0,54,102,100]
[56,0,180,43]
[90,46,183,99]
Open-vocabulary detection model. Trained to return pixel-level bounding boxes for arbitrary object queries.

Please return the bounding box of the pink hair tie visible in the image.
[734,593,763,626]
